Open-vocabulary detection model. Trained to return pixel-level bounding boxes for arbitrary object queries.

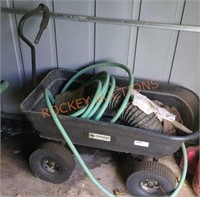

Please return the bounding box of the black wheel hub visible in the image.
[141,179,160,193]
[41,158,61,174]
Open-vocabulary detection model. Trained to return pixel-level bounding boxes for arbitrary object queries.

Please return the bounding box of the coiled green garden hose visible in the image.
[44,62,188,197]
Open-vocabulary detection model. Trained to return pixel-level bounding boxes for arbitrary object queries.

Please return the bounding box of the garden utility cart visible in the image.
[14,3,200,197]
[20,68,199,196]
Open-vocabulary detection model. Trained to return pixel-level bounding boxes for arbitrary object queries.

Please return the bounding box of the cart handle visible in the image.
[18,4,50,87]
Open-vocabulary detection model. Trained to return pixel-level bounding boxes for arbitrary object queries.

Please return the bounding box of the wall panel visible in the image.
[95,0,140,76]
[1,0,25,114]
[134,0,185,81]
[170,0,200,96]
[54,0,95,70]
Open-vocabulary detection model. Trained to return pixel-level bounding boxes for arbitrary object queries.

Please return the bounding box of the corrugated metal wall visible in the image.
[1,0,199,115]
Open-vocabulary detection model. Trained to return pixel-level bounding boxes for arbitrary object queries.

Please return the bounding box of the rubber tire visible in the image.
[29,142,75,184]
[126,161,176,196]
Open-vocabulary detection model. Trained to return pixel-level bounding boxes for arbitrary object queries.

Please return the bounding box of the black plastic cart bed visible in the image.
[20,69,199,196]
[21,69,199,157]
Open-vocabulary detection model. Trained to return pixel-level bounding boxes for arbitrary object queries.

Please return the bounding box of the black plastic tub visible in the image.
[20,69,199,158]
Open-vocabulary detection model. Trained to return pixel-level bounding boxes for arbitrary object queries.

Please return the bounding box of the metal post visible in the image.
[1,7,200,33]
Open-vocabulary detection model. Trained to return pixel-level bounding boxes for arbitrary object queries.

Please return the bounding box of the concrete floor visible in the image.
[1,132,196,197]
